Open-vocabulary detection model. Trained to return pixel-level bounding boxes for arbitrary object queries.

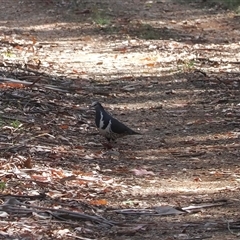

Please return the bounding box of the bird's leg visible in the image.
[101,138,113,149]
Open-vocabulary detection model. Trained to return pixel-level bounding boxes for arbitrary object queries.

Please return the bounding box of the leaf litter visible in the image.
[0,0,239,239]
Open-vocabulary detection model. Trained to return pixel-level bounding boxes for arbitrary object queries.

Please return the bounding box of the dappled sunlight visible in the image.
[167,131,240,144]
[127,179,238,197]
[0,0,239,239]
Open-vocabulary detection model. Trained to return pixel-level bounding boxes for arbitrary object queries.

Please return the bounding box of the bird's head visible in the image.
[90,101,102,110]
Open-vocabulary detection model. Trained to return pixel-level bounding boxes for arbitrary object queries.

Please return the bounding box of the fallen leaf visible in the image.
[0,211,9,218]
[131,169,155,176]
[146,63,155,67]
[194,177,202,182]
[90,199,108,206]
[0,83,24,89]
[31,174,50,182]
[23,157,33,169]
[31,36,37,45]
[59,124,69,130]
[113,47,127,52]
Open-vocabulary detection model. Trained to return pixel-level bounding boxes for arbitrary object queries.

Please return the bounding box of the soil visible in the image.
[0,0,240,239]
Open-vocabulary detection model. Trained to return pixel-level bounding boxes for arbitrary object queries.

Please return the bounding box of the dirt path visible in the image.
[0,0,239,239]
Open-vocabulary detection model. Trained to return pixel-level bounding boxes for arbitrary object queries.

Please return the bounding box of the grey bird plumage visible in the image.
[91,101,141,142]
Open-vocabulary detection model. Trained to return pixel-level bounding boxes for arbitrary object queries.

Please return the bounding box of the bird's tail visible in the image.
[128,129,141,135]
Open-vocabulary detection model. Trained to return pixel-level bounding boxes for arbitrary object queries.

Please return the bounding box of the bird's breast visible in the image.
[99,119,112,139]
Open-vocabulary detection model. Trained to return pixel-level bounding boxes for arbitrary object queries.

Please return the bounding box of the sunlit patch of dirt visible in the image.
[0,0,239,239]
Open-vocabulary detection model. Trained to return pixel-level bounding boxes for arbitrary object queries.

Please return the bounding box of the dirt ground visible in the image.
[0,0,240,239]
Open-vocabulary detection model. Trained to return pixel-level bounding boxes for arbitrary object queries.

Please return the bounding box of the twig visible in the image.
[184,236,212,240]
[0,115,33,123]
[227,220,239,236]
[0,193,46,200]
[171,152,206,158]
[182,202,227,211]
[28,77,42,88]
[0,132,56,152]
[0,77,69,92]
[0,199,116,226]
[66,234,97,240]
[194,69,207,77]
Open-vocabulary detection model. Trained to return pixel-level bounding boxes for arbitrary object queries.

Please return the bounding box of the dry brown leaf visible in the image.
[74,145,85,150]
[113,47,127,52]
[14,45,23,50]
[31,36,37,45]
[146,63,155,67]
[59,124,69,130]
[90,199,108,206]
[194,177,202,182]
[23,157,33,169]
[31,174,50,182]
[68,179,87,185]
[0,82,24,89]
[51,169,65,178]
[115,167,129,173]
[141,57,151,61]
[214,171,223,177]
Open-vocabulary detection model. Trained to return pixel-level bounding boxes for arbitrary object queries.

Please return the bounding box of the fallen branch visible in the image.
[113,202,228,216]
[0,77,69,92]
[0,197,115,226]
[227,220,240,236]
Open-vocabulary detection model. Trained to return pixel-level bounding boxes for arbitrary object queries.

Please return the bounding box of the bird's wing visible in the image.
[110,117,134,134]
[95,110,101,128]
[99,110,113,129]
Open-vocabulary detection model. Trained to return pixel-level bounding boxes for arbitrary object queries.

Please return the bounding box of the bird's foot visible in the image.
[102,142,113,149]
